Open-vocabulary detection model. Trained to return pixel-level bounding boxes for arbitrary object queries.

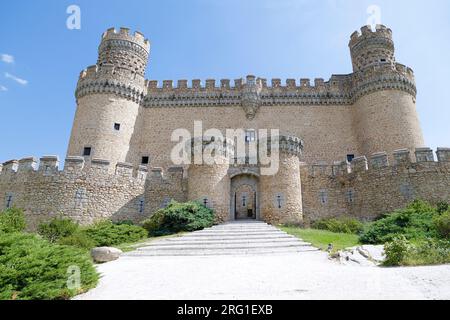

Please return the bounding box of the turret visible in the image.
[67,27,150,169]
[350,25,425,158]
[349,24,395,72]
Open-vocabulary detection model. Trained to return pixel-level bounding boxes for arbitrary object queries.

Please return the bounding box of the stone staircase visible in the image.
[125,221,318,257]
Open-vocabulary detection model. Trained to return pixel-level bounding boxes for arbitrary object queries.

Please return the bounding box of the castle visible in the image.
[1,25,449,228]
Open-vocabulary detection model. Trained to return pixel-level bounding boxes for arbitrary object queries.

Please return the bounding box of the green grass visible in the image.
[280,227,360,253]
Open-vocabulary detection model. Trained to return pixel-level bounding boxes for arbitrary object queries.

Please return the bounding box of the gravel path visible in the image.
[75,222,450,300]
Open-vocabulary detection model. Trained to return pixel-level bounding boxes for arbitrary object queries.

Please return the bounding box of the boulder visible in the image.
[333,245,385,267]
[91,247,123,263]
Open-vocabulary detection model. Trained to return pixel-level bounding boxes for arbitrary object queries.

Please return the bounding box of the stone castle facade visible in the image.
[1,25,449,228]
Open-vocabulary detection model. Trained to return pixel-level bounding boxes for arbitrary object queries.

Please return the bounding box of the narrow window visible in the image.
[138,199,145,213]
[319,190,328,205]
[83,147,92,157]
[5,194,13,209]
[346,189,355,203]
[242,196,247,207]
[203,198,209,207]
[276,195,282,209]
[74,189,85,208]
[114,123,121,131]
[162,197,171,208]
[347,154,355,163]
[141,156,149,165]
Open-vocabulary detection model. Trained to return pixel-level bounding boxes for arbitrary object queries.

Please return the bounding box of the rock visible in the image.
[91,247,123,263]
[360,245,385,263]
[333,245,385,267]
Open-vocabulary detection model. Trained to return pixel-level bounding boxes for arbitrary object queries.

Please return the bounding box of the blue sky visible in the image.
[0,0,449,163]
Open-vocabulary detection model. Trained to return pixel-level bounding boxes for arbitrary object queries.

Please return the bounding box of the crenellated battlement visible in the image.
[143,74,355,107]
[308,147,450,178]
[145,75,352,92]
[349,24,396,73]
[0,156,148,183]
[142,65,415,107]
[76,64,146,103]
[148,166,185,183]
[73,25,416,107]
[100,27,150,53]
[349,24,393,47]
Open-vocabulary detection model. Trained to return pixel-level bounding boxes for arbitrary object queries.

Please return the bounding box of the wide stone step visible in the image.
[209,225,274,230]
[138,241,311,251]
[125,247,318,257]
[125,222,316,257]
[183,231,284,237]
[155,235,296,243]
[153,238,305,246]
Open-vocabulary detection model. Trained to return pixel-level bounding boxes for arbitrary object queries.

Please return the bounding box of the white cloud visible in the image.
[5,72,28,85]
[1,54,14,64]
[0,85,7,92]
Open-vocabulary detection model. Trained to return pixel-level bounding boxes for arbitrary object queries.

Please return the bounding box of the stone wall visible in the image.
[0,156,147,230]
[144,166,187,216]
[301,148,450,223]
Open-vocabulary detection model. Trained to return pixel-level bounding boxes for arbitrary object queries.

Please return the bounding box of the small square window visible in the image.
[83,147,92,156]
[141,156,149,165]
[347,154,355,163]
[114,123,121,131]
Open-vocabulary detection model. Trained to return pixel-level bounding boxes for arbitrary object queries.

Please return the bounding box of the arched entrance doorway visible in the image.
[230,174,259,220]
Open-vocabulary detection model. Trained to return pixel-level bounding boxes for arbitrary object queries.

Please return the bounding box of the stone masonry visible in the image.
[1,25,448,228]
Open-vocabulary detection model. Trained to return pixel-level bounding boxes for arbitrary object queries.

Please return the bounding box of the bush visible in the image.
[0,208,26,233]
[360,200,438,244]
[404,239,450,266]
[434,211,450,239]
[311,217,364,234]
[83,221,147,247]
[114,220,135,226]
[436,201,449,214]
[142,201,215,236]
[383,235,410,266]
[58,232,96,250]
[0,232,98,300]
[37,217,79,243]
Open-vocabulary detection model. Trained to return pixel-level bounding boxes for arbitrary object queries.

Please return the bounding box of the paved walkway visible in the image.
[75,222,450,300]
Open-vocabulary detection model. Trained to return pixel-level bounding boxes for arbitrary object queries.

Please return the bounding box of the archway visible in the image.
[230,174,259,221]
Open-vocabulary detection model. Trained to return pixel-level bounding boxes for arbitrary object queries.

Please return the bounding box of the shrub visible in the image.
[83,221,147,247]
[383,235,410,266]
[434,211,450,239]
[360,200,438,244]
[0,208,26,233]
[0,232,98,300]
[58,232,96,250]
[37,217,79,243]
[404,239,450,266]
[311,217,364,234]
[142,201,215,236]
[436,201,449,214]
[114,220,135,226]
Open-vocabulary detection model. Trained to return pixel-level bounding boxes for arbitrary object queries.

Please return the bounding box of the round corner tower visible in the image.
[67,27,150,168]
[260,135,304,225]
[349,25,424,158]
